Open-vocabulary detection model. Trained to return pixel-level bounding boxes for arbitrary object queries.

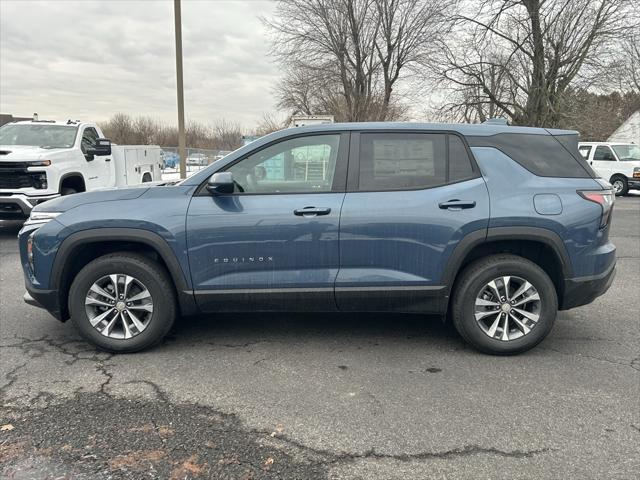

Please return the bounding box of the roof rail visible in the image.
[482,118,508,125]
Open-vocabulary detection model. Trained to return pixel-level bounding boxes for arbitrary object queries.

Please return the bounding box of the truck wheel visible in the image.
[610,176,628,196]
[451,254,557,355]
[61,187,77,196]
[68,252,176,353]
[142,173,152,183]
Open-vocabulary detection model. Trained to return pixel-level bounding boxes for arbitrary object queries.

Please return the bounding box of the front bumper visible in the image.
[627,177,640,190]
[560,260,617,310]
[24,283,65,321]
[0,193,60,220]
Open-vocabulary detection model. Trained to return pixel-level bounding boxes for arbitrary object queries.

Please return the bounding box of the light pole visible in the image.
[174,0,187,179]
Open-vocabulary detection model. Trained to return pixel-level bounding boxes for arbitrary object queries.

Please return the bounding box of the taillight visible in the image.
[578,190,614,228]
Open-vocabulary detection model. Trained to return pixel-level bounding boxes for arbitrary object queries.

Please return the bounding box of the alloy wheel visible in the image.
[474,276,541,341]
[85,274,154,339]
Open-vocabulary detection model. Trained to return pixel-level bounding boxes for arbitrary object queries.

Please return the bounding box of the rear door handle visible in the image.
[438,199,476,210]
[294,206,331,217]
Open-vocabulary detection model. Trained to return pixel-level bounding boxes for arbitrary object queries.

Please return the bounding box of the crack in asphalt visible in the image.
[0,362,27,399]
[123,379,170,403]
[540,346,639,371]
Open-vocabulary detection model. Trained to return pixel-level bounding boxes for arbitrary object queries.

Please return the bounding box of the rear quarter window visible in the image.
[467,133,595,178]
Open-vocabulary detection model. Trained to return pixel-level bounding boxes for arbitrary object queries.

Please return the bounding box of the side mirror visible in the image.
[207,172,234,194]
[85,138,112,159]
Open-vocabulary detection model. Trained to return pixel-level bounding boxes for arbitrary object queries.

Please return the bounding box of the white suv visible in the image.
[578,142,640,196]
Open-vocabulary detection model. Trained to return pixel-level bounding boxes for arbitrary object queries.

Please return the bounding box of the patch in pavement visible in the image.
[1,393,328,479]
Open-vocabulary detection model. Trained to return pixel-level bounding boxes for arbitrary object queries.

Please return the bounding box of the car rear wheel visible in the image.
[610,176,628,196]
[69,253,176,353]
[451,254,557,355]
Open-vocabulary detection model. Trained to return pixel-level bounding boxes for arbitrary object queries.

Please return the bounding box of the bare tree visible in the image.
[99,114,243,150]
[438,0,635,126]
[266,0,454,121]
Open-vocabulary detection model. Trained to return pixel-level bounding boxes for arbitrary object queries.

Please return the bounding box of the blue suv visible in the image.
[18,122,616,354]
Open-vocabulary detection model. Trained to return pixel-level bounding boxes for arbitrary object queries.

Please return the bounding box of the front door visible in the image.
[591,145,616,180]
[80,126,112,188]
[336,131,490,313]
[186,132,349,312]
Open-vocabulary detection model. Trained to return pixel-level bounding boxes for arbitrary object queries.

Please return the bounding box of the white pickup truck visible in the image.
[578,142,640,196]
[0,119,163,220]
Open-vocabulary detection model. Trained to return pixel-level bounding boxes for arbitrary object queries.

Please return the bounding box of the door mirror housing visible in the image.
[207,172,234,194]
[85,138,112,160]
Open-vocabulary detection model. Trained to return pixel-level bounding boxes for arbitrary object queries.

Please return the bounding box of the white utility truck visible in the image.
[578,141,640,196]
[0,118,163,220]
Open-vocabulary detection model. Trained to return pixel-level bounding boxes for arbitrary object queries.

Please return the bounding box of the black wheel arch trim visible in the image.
[443,226,573,289]
[50,227,197,317]
[59,172,86,192]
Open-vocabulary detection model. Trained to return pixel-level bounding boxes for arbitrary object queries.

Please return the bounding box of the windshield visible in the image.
[611,144,640,161]
[0,124,78,148]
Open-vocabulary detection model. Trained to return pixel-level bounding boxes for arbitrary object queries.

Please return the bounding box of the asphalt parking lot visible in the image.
[1,196,638,480]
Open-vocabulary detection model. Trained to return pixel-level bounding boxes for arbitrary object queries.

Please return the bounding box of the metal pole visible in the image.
[174,0,187,179]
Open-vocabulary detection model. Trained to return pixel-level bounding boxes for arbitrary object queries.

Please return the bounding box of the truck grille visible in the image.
[0,162,41,189]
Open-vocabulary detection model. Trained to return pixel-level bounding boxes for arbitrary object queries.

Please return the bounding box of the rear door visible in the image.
[186,132,349,312]
[336,131,489,313]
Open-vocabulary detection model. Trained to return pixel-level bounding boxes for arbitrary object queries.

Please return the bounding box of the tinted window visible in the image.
[467,133,593,178]
[449,135,474,181]
[593,146,615,161]
[227,134,339,193]
[81,127,99,152]
[358,133,447,191]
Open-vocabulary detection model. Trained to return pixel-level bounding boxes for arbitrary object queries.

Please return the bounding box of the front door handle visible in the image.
[438,199,476,210]
[294,206,331,217]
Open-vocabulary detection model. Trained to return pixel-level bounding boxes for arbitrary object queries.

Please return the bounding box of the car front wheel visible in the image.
[451,254,558,355]
[69,252,176,352]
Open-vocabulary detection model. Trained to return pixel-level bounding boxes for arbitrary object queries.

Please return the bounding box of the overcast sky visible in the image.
[0,0,280,129]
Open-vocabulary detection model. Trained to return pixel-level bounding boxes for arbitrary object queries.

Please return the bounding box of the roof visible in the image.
[579,141,635,146]
[8,120,84,126]
[608,111,640,143]
[276,121,577,137]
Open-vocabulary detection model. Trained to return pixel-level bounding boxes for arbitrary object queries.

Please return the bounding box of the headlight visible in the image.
[25,211,62,227]
[633,167,640,179]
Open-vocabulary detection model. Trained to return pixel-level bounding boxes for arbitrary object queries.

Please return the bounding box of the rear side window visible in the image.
[578,145,592,159]
[467,133,594,178]
[449,135,474,181]
[358,133,475,191]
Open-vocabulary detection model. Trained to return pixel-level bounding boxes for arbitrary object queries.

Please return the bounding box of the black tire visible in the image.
[451,254,557,355]
[61,187,77,196]
[142,173,152,183]
[610,176,628,196]
[68,252,176,353]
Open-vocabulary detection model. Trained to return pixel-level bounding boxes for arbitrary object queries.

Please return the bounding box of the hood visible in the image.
[33,187,150,213]
[0,144,69,160]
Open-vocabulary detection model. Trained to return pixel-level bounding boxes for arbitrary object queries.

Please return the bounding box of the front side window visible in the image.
[593,146,616,161]
[81,127,99,152]
[359,133,474,191]
[226,134,340,194]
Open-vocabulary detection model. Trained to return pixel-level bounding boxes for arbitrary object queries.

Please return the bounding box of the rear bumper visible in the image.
[560,260,616,310]
[0,193,60,220]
